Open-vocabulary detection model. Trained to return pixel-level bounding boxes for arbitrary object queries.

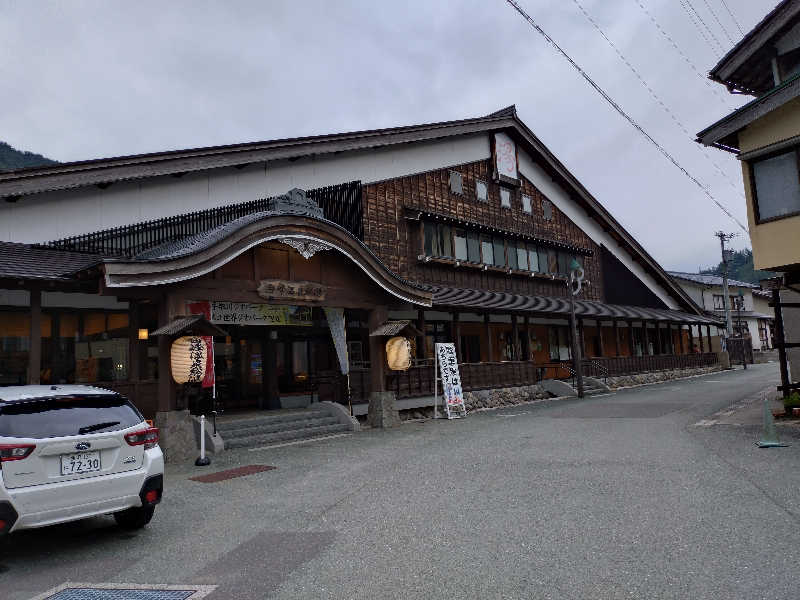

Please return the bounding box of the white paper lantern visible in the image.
[386,336,412,371]
[171,336,207,384]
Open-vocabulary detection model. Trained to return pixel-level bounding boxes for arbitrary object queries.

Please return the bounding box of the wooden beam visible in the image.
[773,289,791,398]
[485,313,492,362]
[368,306,388,393]
[596,319,605,357]
[698,324,704,352]
[417,309,426,360]
[643,322,651,356]
[614,320,620,357]
[453,311,461,362]
[511,314,519,361]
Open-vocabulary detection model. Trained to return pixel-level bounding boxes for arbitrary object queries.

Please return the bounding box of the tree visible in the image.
[0,141,57,171]
[700,248,774,284]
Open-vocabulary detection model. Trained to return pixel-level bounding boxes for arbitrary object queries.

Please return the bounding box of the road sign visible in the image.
[434,343,467,419]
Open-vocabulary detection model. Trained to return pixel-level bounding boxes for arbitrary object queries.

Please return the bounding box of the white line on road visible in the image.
[248,433,351,452]
[494,413,528,417]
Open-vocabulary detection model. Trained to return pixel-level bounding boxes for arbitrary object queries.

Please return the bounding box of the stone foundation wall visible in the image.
[464,385,550,412]
[605,365,724,389]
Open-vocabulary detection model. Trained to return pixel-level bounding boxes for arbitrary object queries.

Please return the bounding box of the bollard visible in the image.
[195,414,212,466]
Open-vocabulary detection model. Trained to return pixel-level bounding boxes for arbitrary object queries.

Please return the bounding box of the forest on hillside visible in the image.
[0,141,57,171]
[700,248,774,285]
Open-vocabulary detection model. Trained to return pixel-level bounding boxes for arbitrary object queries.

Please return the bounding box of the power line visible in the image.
[571,0,745,199]
[718,0,745,36]
[701,0,736,44]
[504,0,749,234]
[633,0,736,111]
[680,0,725,57]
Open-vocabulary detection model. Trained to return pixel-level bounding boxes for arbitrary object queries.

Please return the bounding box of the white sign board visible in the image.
[434,343,467,419]
[494,132,517,180]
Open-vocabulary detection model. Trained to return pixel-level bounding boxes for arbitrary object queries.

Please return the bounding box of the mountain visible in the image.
[699,248,774,285]
[0,141,58,171]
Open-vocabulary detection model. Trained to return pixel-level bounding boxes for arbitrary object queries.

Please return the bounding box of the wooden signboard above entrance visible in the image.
[257,279,326,302]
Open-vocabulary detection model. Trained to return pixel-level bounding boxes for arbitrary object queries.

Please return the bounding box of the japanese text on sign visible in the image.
[436,343,465,412]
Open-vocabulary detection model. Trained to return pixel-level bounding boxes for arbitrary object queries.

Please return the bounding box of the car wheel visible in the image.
[113,505,155,530]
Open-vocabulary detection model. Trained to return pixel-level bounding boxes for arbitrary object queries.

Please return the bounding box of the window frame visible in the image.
[748,146,800,224]
[500,187,512,209]
[521,194,532,214]
[475,179,488,203]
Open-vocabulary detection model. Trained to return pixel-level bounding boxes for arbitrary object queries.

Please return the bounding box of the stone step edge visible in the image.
[217,409,328,432]
[225,423,351,449]
[220,416,340,439]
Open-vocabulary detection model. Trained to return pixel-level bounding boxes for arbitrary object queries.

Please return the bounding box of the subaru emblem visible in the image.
[75,442,91,451]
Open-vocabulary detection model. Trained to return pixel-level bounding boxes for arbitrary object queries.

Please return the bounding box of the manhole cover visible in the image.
[30,583,216,600]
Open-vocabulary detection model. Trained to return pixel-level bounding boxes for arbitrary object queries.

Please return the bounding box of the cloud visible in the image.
[0,0,766,270]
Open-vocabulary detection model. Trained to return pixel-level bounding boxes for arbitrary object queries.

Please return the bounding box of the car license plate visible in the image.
[60,451,101,475]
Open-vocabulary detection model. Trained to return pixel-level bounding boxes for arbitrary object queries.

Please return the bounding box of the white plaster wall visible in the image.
[517,151,679,310]
[0,135,491,244]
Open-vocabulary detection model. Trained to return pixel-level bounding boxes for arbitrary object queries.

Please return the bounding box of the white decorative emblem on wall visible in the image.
[279,237,332,260]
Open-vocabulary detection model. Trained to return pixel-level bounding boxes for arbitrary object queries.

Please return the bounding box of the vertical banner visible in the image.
[323,307,349,375]
[435,343,466,419]
[187,301,215,389]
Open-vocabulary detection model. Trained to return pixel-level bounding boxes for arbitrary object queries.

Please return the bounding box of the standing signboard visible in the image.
[434,343,467,419]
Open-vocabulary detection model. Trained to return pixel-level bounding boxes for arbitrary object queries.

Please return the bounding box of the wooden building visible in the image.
[0,106,722,428]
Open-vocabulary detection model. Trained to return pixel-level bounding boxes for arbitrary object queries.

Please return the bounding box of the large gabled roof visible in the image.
[0,105,703,316]
[668,271,759,289]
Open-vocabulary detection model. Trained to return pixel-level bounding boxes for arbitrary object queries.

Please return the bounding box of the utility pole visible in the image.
[568,258,585,398]
[715,231,736,340]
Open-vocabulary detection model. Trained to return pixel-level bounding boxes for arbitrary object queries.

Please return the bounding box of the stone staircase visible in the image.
[580,378,610,397]
[217,405,354,450]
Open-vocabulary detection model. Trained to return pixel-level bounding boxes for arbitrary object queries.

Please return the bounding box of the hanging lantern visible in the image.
[386,336,412,371]
[171,336,207,384]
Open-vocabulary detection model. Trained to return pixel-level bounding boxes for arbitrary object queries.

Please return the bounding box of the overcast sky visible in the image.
[0,0,774,271]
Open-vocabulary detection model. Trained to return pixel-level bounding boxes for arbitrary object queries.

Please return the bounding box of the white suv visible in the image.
[0,385,164,534]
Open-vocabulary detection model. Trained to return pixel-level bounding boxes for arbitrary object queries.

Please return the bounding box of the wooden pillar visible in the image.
[643,321,651,356]
[666,323,672,354]
[511,314,519,361]
[485,313,492,362]
[263,330,279,409]
[596,319,605,357]
[368,307,388,393]
[706,324,712,353]
[688,324,694,353]
[678,324,684,354]
[28,287,41,385]
[129,301,141,382]
[452,311,461,362]
[524,316,530,360]
[772,289,791,398]
[655,323,663,355]
[613,320,620,357]
[698,324,704,352]
[417,309,426,360]
[628,320,634,355]
[156,299,173,412]
[578,318,586,357]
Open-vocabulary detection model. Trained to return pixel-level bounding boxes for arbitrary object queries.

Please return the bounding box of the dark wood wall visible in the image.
[362,158,604,301]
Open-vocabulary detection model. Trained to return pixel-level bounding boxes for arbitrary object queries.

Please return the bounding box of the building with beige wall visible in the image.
[697,0,800,395]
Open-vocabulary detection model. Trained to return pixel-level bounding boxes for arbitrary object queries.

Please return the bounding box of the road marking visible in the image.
[29,582,217,600]
[248,433,351,451]
[494,413,528,417]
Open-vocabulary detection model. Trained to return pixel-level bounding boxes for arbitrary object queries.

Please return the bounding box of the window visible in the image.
[527,245,539,272]
[516,243,528,271]
[547,249,558,274]
[449,171,463,195]
[467,232,481,263]
[424,222,437,256]
[542,199,553,221]
[548,327,571,361]
[538,247,549,274]
[439,224,453,258]
[493,237,506,267]
[557,251,571,275]
[500,188,511,209]
[522,194,532,213]
[508,241,519,270]
[454,229,468,261]
[460,335,481,363]
[476,180,488,202]
[751,149,800,221]
[481,235,494,264]
[425,322,450,357]
[712,294,726,310]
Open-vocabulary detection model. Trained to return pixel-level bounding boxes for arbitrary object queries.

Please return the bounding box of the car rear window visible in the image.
[0,395,144,439]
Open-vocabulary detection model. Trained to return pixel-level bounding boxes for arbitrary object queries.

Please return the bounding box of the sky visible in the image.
[0,0,776,271]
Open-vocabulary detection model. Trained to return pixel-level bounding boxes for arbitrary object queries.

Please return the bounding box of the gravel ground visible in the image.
[3,362,799,600]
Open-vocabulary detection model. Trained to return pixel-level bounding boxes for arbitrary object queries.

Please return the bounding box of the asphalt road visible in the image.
[3,363,799,600]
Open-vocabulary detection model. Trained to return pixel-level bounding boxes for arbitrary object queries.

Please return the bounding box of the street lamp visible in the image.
[737,288,746,370]
[568,257,585,398]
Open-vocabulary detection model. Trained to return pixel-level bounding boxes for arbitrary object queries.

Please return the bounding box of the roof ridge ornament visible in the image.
[270,187,324,218]
[279,236,332,260]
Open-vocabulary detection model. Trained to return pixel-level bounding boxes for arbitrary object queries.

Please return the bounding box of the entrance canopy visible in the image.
[431,285,722,325]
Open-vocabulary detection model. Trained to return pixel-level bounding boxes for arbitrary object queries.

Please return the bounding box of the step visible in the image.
[221,415,340,440]
[224,423,351,449]
[217,409,328,433]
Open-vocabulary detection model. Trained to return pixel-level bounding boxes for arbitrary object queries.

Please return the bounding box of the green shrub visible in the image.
[784,392,800,410]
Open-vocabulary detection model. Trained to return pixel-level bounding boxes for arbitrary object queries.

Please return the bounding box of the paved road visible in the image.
[4,363,800,599]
